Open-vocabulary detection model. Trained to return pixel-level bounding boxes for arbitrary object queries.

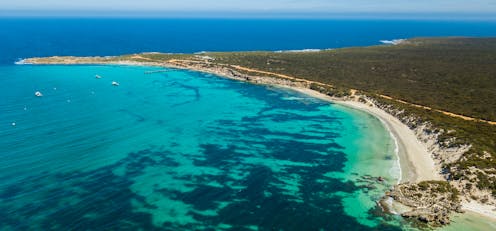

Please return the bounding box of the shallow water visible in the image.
[441,212,496,231]
[0,65,405,230]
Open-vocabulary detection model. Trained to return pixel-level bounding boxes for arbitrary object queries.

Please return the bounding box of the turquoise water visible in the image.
[442,212,496,231]
[0,65,403,230]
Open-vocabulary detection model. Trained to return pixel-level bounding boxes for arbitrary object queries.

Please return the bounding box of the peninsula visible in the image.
[21,37,496,226]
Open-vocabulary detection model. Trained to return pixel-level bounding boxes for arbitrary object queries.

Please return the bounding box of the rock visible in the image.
[385,181,461,227]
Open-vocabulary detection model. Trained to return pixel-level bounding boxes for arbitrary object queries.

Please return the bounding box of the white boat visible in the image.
[95,75,102,79]
[35,91,43,97]
[112,81,120,86]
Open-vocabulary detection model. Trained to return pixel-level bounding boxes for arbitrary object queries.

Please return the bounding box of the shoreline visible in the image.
[17,58,496,222]
[288,87,496,222]
[289,87,441,183]
[28,59,440,182]
[461,201,496,221]
[18,58,432,182]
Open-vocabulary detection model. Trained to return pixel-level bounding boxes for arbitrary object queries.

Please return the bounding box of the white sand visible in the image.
[462,201,496,221]
[291,87,443,183]
[289,87,496,222]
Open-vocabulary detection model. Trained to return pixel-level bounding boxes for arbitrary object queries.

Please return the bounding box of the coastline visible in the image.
[19,59,440,183]
[291,88,496,222]
[291,87,441,183]
[17,57,496,222]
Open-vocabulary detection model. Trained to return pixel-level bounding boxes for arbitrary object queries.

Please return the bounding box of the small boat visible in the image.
[112,81,120,86]
[11,122,16,126]
[35,91,43,97]
[95,75,102,79]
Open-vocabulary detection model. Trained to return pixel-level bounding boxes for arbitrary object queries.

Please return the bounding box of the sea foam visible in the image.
[379,39,406,45]
[274,48,332,53]
[377,117,402,184]
[14,59,27,65]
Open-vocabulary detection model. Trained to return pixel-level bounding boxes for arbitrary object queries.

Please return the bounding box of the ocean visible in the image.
[1,18,496,230]
[1,18,496,64]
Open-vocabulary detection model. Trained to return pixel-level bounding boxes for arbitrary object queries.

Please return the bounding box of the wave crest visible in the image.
[380,39,406,45]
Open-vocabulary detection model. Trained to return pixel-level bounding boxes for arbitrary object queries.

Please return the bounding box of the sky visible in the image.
[1,0,496,18]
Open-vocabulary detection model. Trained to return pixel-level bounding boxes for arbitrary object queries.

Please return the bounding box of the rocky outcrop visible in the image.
[165,60,311,89]
[384,181,462,226]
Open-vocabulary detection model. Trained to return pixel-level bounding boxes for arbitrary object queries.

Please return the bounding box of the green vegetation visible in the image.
[417,181,460,201]
[122,53,193,61]
[207,38,496,122]
[308,83,351,97]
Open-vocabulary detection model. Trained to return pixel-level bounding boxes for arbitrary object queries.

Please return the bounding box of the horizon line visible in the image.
[1,10,496,21]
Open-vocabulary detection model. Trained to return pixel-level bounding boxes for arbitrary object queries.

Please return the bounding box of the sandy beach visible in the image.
[462,201,496,220]
[291,87,442,183]
[291,87,496,222]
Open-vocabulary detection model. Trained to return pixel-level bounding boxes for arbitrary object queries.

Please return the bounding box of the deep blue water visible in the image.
[1,18,496,64]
